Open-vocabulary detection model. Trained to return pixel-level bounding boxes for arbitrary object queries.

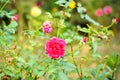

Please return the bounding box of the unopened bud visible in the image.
[112,18,119,24]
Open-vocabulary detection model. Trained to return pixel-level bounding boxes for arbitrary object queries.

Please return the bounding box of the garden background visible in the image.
[0,0,120,80]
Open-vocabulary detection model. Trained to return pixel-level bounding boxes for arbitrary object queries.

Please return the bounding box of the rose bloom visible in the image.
[12,14,18,21]
[42,21,52,34]
[81,37,88,43]
[103,6,112,15]
[95,9,103,17]
[45,37,66,59]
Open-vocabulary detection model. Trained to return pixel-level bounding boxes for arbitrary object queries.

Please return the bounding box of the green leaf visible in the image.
[77,7,83,14]
[27,76,34,80]
[45,12,53,18]
[14,70,22,79]
[92,37,97,53]
[81,57,88,61]
[65,2,69,8]
[0,73,4,79]
[85,15,100,26]
[6,10,16,18]
[77,27,91,33]
[80,14,85,19]
[65,38,72,44]
[64,12,71,17]
[96,64,104,71]
[48,64,58,73]
[76,78,81,80]
[77,3,82,7]
[92,53,102,59]
[97,71,107,80]
[58,71,67,80]
[56,0,66,4]
[38,71,45,77]
[68,77,74,80]
[106,66,112,73]
[15,57,25,63]
[33,68,39,76]
[8,21,18,28]
[44,58,52,63]
[84,68,90,77]
[8,29,16,34]
[49,73,56,80]
[90,68,97,76]
[4,66,14,77]
[62,62,75,72]
[106,53,119,69]
[74,51,80,56]
[83,76,92,80]
[25,67,31,73]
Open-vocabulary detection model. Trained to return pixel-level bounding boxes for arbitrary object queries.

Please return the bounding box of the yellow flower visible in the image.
[30,6,41,17]
[69,1,76,9]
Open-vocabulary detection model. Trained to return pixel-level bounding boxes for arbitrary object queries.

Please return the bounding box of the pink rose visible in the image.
[45,37,66,59]
[42,21,52,34]
[103,6,112,15]
[95,9,103,17]
[12,14,18,21]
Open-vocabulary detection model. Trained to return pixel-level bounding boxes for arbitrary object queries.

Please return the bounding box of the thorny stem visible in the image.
[70,43,82,80]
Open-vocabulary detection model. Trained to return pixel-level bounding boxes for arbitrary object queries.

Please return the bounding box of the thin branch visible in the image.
[70,43,82,79]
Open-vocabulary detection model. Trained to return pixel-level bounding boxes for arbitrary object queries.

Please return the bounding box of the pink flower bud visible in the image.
[103,6,112,15]
[13,45,16,49]
[42,21,52,34]
[12,14,18,21]
[35,2,42,7]
[95,9,103,17]
[112,18,119,24]
[81,37,88,43]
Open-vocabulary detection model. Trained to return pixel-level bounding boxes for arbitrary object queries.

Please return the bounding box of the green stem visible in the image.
[57,20,60,37]
[70,43,82,79]
[112,54,119,78]
[0,0,4,8]
[80,64,83,79]
[57,26,60,37]
[0,0,10,13]
[106,22,114,29]
[87,24,99,35]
